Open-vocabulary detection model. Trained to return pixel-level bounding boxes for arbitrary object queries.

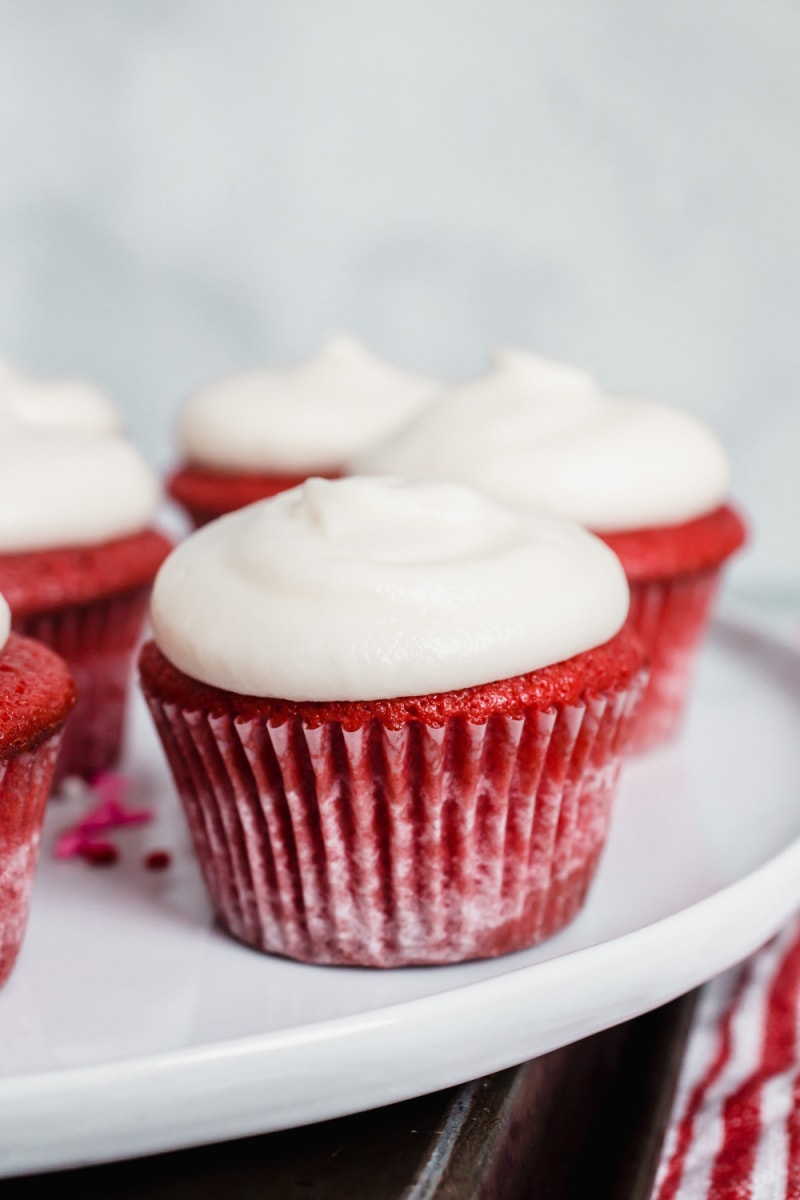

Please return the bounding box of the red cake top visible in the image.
[139,627,645,733]
[168,464,339,523]
[600,504,747,583]
[0,633,76,757]
[0,528,172,617]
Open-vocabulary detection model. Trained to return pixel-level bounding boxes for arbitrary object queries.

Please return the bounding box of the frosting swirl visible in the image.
[151,476,629,701]
[0,359,120,434]
[177,336,437,473]
[0,428,161,552]
[355,350,731,532]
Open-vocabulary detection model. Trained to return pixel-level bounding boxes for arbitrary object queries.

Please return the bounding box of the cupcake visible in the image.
[167,336,437,527]
[140,477,645,967]
[0,386,171,783]
[0,592,76,985]
[356,351,746,752]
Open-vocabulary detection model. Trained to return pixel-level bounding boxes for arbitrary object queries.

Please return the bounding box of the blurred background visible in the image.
[0,0,796,592]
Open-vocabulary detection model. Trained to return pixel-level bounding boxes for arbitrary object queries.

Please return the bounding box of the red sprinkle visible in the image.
[144,850,172,872]
[80,842,119,867]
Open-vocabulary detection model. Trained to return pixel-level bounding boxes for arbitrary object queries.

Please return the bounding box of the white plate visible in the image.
[2,614,800,1177]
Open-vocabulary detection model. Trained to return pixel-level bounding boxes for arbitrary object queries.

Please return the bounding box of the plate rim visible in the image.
[3,610,800,1174]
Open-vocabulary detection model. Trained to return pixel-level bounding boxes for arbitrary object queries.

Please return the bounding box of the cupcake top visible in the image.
[355,350,731,533]
[0,423,161,553]
[176,336,438,474]
[0,597,77,755]
[0,359,121,434]
[151,476,629,701]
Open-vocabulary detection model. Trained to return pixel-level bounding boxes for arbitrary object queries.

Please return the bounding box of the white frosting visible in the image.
[177,336,438,473]
[355,350,731,532]
[151,476,629,701]
[0,593,9,653]
[0,359,120,434]
[0,428,161,552]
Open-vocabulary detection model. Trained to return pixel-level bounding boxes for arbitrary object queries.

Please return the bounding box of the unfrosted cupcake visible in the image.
[356,351,746,752]
[167,336,438,527]
[140,477,645,967]
[0,383,171,782]
[0,592,76,984]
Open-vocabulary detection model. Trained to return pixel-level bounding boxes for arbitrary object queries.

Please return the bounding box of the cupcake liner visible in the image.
[0,729,64,985]
[625,566,721,753]
[15,586,151,784]
[601,505,746,754]
[144,670,645,967]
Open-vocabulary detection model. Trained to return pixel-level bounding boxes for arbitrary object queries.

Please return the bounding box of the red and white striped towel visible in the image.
[652,914,800,1199]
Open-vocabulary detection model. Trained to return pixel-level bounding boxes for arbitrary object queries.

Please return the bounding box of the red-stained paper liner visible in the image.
[0,729,64,985]
[16,587,151,784]
[143,671,646,968]
[625,567,721,754]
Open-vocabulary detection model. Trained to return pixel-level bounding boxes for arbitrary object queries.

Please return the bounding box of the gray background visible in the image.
[0,0,796,591]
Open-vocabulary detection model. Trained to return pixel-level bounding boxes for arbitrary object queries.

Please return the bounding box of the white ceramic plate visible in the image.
[1,614,799,1177]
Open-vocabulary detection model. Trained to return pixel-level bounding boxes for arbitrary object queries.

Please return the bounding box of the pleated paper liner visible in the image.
[0,730,66,985]
[16,587,151,784]
[601,504,747,754]
[625,567,721,753]
[141,644,647,968]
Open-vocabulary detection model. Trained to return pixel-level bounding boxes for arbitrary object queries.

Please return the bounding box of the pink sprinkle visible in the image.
[86,771,153,826]
[79,798,152,833]
[54,831,89,860]
[54,770,154,862]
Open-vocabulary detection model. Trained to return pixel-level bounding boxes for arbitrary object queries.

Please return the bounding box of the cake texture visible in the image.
[0,628,76,985]
[141,477,644,966]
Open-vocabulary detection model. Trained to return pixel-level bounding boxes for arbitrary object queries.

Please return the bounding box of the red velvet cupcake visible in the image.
[356,349,746,752]
[0,402,171,783]
[140,478,645,967]
[0,593,76,985]
[168,337,436,528]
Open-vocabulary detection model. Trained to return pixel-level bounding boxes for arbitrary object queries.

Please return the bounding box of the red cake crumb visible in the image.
[168,464,338,527]
[144,850,172,871]
[599,504,746,582]
[0,528,172,617]
[139,627,644,733]
[80,841,119,867]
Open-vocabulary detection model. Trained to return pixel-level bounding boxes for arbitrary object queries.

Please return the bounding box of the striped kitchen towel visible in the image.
[653,914,800,1199]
